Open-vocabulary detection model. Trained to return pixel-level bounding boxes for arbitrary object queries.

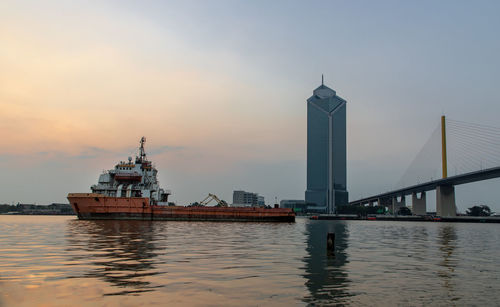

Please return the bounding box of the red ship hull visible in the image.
[68,193,295,222]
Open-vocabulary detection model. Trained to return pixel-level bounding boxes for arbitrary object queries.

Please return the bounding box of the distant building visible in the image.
[14,203,73,215]
[17,203,36,211]
[280,199,326,214]
[305,77,348,214]
[258,196,265,206]
[232,190,263,207]
[47,203,74,214]
[280,200,307,213]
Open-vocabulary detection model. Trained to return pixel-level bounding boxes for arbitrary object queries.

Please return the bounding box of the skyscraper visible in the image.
[305,77,348,214]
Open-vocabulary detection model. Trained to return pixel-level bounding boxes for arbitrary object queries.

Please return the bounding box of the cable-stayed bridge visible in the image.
[349,117,500,216]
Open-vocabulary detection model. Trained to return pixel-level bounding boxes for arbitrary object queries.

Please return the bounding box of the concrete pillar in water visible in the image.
[436,185,456,217]
[412,191,426,216]
[392,195,406,214]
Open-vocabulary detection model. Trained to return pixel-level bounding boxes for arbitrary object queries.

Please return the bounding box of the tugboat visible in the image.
[67,137,295,222]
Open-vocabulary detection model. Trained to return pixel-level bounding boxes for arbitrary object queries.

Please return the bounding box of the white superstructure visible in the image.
[90,137,171,204]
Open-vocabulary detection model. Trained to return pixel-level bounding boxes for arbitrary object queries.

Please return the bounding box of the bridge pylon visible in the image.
[441,115,448,179]
[437,116,456,216]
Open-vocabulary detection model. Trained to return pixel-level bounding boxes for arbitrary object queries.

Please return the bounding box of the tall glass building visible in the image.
[305,80,348,214]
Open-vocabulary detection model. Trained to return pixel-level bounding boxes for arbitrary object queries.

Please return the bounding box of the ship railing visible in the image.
[115,171,141,175]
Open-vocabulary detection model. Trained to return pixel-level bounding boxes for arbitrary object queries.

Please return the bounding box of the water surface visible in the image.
[0,216,499,306]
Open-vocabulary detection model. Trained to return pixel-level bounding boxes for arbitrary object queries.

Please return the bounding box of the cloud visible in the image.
[148,145,185,156]
[73,147,113,159]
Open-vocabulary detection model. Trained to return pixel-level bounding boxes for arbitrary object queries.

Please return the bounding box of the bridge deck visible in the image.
[349,166,500,205]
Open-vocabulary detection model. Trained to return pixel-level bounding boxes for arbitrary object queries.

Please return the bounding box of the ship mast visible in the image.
[139,136,147,162]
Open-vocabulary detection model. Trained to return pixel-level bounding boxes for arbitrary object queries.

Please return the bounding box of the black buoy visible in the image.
[327,232,335,252]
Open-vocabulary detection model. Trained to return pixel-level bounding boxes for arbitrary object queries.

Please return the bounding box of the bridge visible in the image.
[349,116,500,216]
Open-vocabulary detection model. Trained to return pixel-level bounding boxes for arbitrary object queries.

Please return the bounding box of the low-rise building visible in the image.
[258,196,265,206]
[15,203,74,215]
[280,199,326,214]
[232,190,264,207]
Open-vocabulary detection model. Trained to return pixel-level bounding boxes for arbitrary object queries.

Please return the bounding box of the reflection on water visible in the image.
[1,216,500,306]
[65,220,167,295]
[302,221,350,305]
[57,218,309,305]
[437,225,458,300]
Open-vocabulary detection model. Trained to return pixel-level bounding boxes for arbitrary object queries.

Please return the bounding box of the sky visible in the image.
[1,0,500,212]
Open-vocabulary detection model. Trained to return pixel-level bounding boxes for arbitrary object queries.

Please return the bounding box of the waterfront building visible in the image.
[13,203,73,215]
[280,199,328,214]
[280,200,307,213]
[305,77,348,214]
[258,196,265,206]
[232,190,262,207]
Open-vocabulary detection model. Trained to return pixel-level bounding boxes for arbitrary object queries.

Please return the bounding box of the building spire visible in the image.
[322,74,324,86]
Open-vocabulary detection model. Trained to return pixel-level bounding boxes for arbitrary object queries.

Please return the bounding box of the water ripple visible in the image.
[0,216,499,306]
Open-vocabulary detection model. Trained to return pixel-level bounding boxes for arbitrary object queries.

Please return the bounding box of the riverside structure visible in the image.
[349,116,500,217]
[305,77,348,214]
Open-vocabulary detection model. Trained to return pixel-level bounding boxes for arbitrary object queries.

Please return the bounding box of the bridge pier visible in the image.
[412,192,426,216]
[392,196,406,214]
[436,185,456,217]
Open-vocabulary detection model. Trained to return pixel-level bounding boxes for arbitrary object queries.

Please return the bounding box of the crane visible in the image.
[199,193,228,207]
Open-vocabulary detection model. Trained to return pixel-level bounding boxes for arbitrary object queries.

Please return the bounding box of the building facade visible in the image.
[257,196,265,206]
[232,190,263,207]
[280,200,307,212]
[305,79,348,214]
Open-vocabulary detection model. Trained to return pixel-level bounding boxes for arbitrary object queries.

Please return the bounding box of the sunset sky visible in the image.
[1,0,500,212]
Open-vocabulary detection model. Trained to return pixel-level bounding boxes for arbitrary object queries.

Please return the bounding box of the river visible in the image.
[0,215,499,306]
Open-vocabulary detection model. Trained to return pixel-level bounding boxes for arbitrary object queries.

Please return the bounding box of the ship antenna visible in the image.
[140,137,147,162]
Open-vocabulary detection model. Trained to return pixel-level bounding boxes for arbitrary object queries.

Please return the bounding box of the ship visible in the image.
[67,137,295,222]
